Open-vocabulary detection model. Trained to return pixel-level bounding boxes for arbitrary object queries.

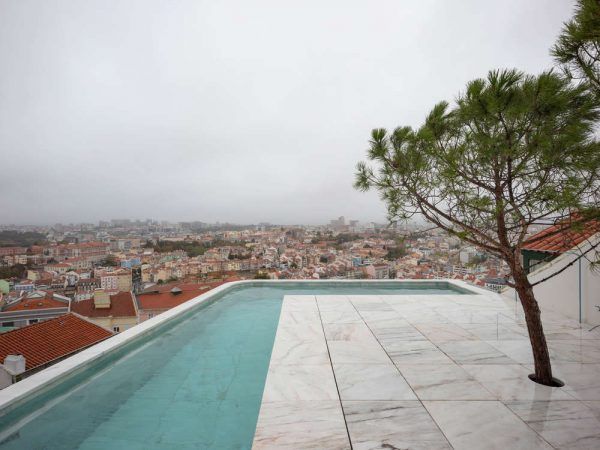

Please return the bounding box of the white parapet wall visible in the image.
[503,233,600,326]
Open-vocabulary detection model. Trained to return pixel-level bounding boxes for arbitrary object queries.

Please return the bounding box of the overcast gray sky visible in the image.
[0,0,575,225]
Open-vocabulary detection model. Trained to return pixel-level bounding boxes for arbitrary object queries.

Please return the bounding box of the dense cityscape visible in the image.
[0,217,518,332]
[2,1,600,448]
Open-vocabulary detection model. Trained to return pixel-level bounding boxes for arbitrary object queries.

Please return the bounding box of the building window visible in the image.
[113,326,120,332]
[29,319,38,324]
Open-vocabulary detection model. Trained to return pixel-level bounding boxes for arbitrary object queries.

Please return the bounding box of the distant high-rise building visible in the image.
[329,216,346,230]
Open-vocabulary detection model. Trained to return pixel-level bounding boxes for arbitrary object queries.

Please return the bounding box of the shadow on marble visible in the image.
[506,400,600,449]
[551,363,600,400]
[323,323,373,342]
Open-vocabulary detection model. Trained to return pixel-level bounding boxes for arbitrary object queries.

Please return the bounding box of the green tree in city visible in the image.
[552,0,600,95]
[102,255,119,267]
[254,271,270,279]
[355,69,600,386]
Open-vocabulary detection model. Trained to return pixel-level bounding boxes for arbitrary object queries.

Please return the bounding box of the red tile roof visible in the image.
[137,281,236,311]
[4,292,69,312]
[138,287,208,311]
[71,291,137,318]
[0,313,112,371]
[523,219,600,253]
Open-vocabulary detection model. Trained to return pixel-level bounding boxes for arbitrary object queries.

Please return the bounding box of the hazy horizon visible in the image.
[0,0,575,225]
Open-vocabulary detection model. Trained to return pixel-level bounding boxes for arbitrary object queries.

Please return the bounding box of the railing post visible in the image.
[579,257,582,324]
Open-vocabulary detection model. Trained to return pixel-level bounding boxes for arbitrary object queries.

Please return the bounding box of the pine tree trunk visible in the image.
[511,259,554,385]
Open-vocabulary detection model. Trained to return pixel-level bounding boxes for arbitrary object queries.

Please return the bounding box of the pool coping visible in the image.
[0,279,487,415]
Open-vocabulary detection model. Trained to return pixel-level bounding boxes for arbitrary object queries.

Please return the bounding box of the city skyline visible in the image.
[0,0,573,224]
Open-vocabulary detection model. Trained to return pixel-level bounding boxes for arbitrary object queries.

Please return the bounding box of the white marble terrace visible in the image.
[252,292,600,450]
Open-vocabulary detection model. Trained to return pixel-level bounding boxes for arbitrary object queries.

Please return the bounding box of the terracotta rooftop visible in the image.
[138,280,238,311]
[138,286,209,310]
[0,313,112,371]
[3,291,69,312]
[71,291,137,318]
[523,219,600,253]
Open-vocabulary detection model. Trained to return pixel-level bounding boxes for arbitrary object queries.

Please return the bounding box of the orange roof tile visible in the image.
[0,314,112,371]
[138,288,208,310]
[523,219,600,253]
[71,292,137,318]
[137,280,238,311]
[4,292,68,311]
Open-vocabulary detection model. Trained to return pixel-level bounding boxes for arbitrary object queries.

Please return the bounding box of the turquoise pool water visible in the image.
[0,282,468,450]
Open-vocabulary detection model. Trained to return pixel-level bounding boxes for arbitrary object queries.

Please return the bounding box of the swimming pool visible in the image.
[0,281,474,449]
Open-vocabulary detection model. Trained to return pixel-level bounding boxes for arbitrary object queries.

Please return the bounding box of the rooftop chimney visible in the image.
[4,355,26,375]
[93,289,111,309]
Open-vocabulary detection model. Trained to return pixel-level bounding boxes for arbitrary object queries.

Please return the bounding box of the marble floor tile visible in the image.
[583,400,600,420]
[328,341,390,365]
[334,363,417,401]
[379,296,419,307]
[257,294,600,449]
[348,297,393,311]
[371,324,427,342]
[364,317,412,330]
[253,400,350,449]
[548,340,600,363]
[485,339,534,364]
[323,323,373,342]
[424,400,552,450]
[506,400,600,449]
[343,400,451,450]
[274,322,324,343]
[281,296,317,310]
[315,296,354,312]
[385,340,455,365]
[542,324,600,340]
[437,340,517,364]
[440,310,517,325]
[319,309,363,324]
[278,310,321,327]
[397,364,495,400]
[414,323,479,343]
[269,337,330,365]
[400,311,452,324]
[354,309,398,323]
[262,364,338,402]
[462,364,575,401]
[461,322,528,341]
[551,363,600,400]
